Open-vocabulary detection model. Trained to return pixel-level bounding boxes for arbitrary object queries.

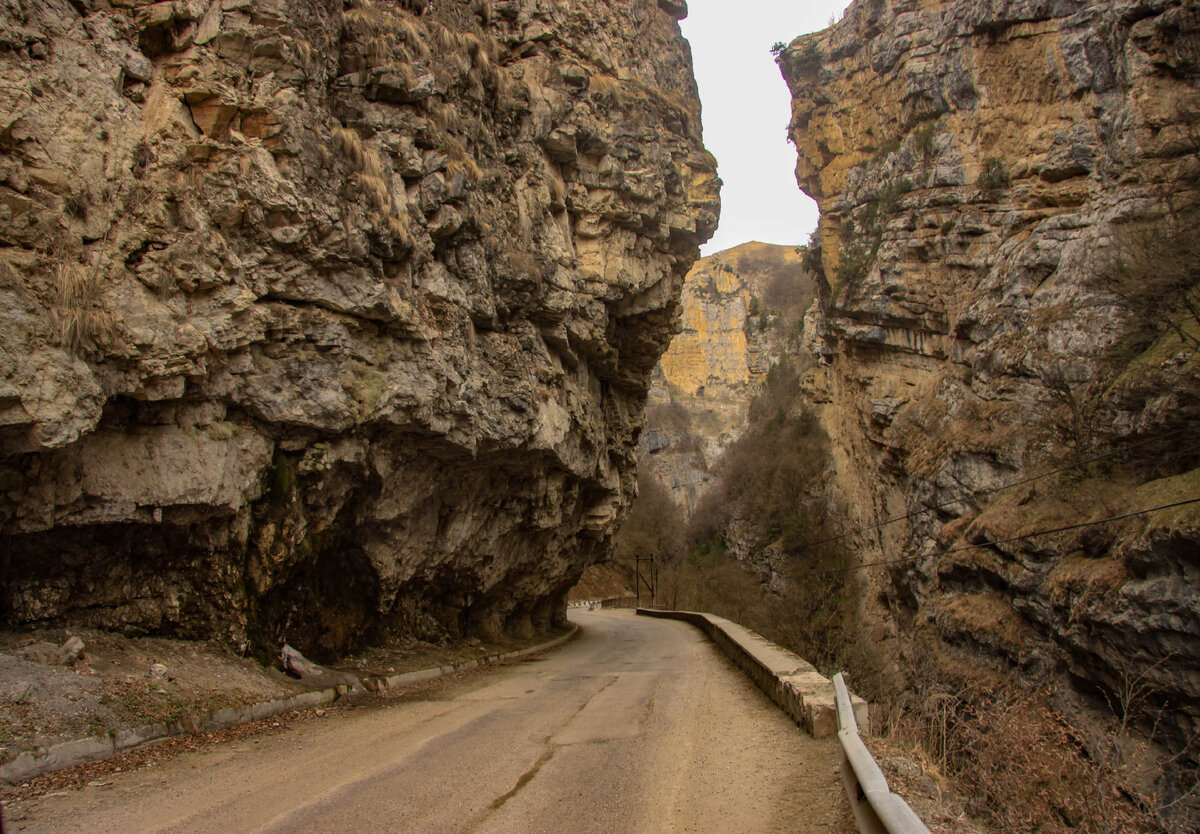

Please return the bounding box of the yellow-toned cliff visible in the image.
[640,242,813,512]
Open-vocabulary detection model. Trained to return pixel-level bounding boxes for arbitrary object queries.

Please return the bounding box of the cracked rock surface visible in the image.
[0,0,718,660]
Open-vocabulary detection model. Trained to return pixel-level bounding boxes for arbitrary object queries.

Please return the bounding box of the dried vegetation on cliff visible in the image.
[614,355,854,676]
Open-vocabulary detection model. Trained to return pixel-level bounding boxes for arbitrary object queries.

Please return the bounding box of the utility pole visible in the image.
[635,555,640,608]
[634,554,656,609]
[652,556,658,607]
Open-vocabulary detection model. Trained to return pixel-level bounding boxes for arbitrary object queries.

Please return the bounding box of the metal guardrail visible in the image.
[833,673,931,834]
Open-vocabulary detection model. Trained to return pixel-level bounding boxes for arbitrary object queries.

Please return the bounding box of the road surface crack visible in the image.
[487,748,557,812]
[466,675,620,829]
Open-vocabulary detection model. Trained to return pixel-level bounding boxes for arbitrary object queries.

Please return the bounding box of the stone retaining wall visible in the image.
[637,608,867,737]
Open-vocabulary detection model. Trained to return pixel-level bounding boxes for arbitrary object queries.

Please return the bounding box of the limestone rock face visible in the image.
[641,242,813,512]
[0,0,717,659]
[782,0,1200,794]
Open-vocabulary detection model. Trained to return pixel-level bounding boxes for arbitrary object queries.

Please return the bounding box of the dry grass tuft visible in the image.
[472,47,499,90]
[344,1,430,59]
[443,136,482,177]
[333,125,411,245]
[364,33,402,66]
[587,73,621,97]
[333,126,365,168]
[507,251,543,289]
[387,213,411,247]
[493,72,523,108]
[344,3,388,29]
[334,126,386,185]
[447,155,483,184]
[430,102,464,135]
[397,15,430,59]
[50,261,115,354]
[386,60,420,91]
[546,174,566,207]
[427,25,489,61]
[467,33,492,65]
[359,172,392,216]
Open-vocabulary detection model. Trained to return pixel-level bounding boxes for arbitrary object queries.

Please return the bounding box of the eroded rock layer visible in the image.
[782,0,1200,799]
[0,0,717,659]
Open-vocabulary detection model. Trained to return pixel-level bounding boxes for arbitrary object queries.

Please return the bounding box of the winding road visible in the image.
[18,610,853,833]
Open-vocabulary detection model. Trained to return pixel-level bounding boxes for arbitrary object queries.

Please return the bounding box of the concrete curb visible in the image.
[0,625,578,785]
[637,608,867,738]
[365,624,579,692]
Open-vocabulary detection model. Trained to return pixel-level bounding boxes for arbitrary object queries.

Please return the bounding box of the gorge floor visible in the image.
[5,611,853,834]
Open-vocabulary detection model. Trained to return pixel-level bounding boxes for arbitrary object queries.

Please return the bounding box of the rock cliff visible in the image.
[781,0,1200,814]
[641,242,813,512]
[0,0,717,660]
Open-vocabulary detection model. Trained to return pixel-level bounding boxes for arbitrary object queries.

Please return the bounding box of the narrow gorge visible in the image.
[2,0,1199,829]
[613,1,1200,828]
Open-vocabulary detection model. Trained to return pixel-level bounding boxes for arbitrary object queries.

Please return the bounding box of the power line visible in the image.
[789,426,1194,554]
[842,496,1200,574]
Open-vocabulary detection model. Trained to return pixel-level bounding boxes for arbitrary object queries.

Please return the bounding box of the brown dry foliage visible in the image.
[1103,207,1200,356]
[344,1,431,60]
[613,468,687,570]
[637,357,852,671]
[505,251,543,289]
[333,126,410,243]
[871,642,1200,834]
[50,262,115,354]
[447,155,483,184]
[646,401,691,431]
[587,73,621,97]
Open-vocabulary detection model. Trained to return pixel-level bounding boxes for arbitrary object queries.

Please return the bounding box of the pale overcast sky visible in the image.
[680,0,853,255]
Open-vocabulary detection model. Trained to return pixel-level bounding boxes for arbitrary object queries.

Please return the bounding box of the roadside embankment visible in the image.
[0,627,577,785]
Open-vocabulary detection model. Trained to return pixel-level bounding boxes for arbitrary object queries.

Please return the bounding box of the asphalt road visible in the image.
[17,610,853,833]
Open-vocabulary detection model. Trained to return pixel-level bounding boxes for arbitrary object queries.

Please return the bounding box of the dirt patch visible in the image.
[1,706,324,813]
[0,625,572,775]
[0,628,305,767]
[569,562,633,601]
[0,661,492,820]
